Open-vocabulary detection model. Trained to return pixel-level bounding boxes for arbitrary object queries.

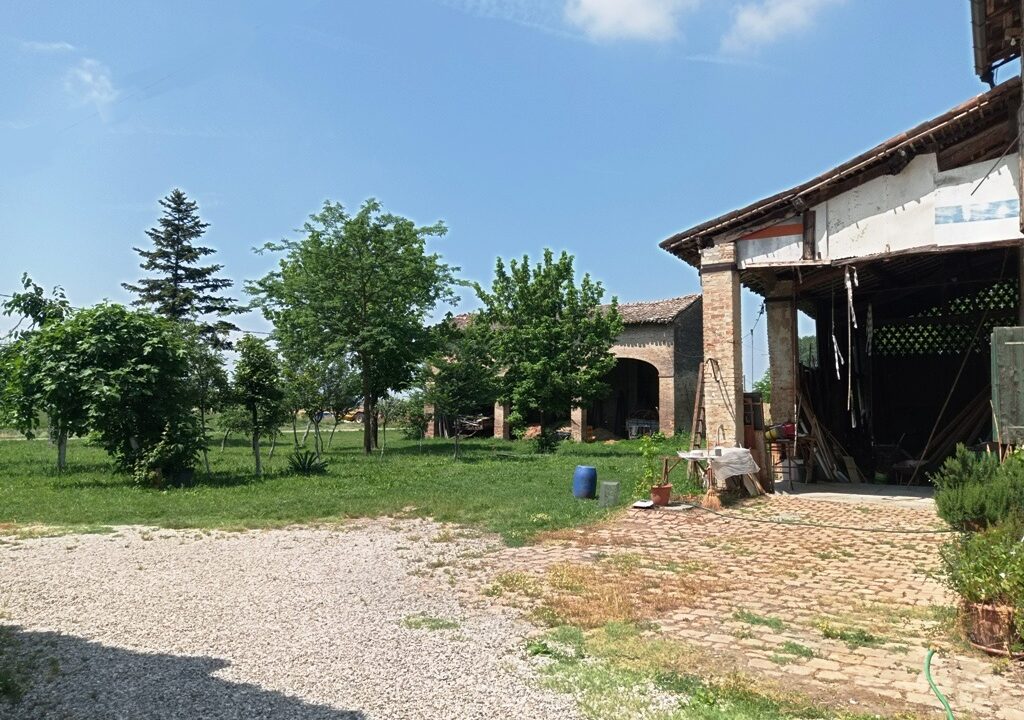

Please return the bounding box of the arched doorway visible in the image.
[589,358,661,438]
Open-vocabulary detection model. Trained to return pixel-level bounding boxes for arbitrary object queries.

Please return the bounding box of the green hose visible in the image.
[924,649,955,720]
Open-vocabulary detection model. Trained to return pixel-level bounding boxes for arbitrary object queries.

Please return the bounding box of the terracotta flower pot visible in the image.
[650,484,672,506]
[963,602,1024,658]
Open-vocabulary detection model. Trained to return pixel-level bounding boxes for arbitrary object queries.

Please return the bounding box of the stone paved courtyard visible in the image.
[488,494,1024,720]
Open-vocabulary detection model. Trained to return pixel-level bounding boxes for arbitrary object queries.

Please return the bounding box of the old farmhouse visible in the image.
[661,12,1024,481]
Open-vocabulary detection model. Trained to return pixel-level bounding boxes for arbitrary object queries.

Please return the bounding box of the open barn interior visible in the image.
[749,244,1018,483]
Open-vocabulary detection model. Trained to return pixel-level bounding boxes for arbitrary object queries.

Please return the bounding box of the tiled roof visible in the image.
[609,294,700,324]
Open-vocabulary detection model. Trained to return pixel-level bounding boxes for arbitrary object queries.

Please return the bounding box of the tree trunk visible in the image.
[268,433,278,460]
[361,361,372,454]
[221,429,230,452]
[327,418,339,448]
[252,407,262,476]
[312,420,322,458]
[57,426,68,472]
[200,407,210,475]
[370,396,379,449]
[453,423,460,460]
[292,413,300,447]
[253,430,262,476]
[301,420,312,447]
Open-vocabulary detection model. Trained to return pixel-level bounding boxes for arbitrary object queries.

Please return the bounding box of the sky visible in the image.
[0,0,1004,387]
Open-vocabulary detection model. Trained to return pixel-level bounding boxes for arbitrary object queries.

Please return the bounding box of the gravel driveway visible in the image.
[0,520,581,720]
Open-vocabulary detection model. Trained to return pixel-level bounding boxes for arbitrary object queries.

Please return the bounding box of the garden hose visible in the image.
[924,649,954,720]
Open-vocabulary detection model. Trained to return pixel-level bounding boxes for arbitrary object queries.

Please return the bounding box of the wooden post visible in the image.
[1019,17,1024,321]
[802,209,816,261]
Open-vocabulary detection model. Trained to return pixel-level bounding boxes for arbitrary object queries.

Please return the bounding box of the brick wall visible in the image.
[766,287,797,424]
[700,242,743,446]
[674,298,703,436]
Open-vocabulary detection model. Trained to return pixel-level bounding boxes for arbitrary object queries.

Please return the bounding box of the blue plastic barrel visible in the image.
[572,465,598,499]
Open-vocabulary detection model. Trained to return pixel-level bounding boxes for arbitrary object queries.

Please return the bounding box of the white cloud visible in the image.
[64,58,118,114]
[20,40,76,52]
[564,0,700,41]
[721,0,842,54]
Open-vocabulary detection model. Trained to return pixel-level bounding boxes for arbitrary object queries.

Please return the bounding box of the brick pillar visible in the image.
[766,287,797,425]
[493,401,511,440]
[570,406,588,442]
[700,241,743,446]
[658,375,675,436]
[423,403,435,438]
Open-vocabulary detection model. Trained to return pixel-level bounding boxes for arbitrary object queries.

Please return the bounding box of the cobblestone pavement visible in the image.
[489,495,1024,720]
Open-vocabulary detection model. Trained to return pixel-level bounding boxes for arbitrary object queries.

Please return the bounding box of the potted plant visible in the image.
[637,433,671,506]
[940,522,1024,657]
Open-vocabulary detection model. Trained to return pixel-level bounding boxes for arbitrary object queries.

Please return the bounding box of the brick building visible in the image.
[427,295,703,441]
[570,295,702,440]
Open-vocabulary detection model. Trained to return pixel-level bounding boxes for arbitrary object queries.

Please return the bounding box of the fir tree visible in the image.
[122,189,240,347]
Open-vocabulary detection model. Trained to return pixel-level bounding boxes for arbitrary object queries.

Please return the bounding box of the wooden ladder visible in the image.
[686,361,707,480]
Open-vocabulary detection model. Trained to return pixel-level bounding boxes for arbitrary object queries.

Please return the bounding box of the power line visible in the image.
[0,293,272,337]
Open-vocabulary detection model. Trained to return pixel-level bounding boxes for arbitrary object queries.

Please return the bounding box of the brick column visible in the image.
[700,241,743,446]
[423,403,435,438]
[493,401,511,440]
[658,375,675,436]
[570,406,588,442]
[766,286,797,425]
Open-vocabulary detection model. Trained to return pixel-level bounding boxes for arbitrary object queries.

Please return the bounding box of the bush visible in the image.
[133,415,206,487]
[931,446,1024,530]
[941,521,1024,638]
[287,450,329,475]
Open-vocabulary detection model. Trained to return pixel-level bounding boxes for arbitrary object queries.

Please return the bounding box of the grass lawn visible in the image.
[0,428,694,545]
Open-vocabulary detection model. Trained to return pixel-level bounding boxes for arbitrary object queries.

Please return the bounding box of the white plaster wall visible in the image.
[736,228,802,267]
[824,152,1022,260]
[736,152,1023,268]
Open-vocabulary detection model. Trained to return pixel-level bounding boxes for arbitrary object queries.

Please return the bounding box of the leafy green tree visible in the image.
[4,303,201,481]
[1,275,78,469]
[282,359,330,456]
[476,249,622,451]
[752,369,771,403]
[122,189,241,347]
[2,274,72,339]
[185,332,231,475]
[232,335,286,476]
[63,305,202,485]
[423,319,498,459]
[248,199,456,454]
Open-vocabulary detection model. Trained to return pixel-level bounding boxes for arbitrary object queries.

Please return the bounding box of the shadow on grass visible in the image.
[0,625,365,719]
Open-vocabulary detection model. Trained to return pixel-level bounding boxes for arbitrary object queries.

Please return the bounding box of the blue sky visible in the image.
[0,1,999,386]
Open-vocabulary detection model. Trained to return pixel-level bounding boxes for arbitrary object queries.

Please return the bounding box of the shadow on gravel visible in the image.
[0,625,365,719]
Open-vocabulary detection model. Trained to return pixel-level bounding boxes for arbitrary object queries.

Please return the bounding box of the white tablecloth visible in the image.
[678,447,759,479]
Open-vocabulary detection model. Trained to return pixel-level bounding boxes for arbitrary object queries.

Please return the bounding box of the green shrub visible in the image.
[941,521,1024,637]
[632,433,664,499]
[287,450,329,475]
[932,446,1024,530]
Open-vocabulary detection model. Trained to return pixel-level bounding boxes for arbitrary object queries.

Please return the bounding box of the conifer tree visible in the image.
[122,189,240,347]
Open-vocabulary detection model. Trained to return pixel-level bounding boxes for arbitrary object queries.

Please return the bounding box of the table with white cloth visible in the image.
[675,447,760,490]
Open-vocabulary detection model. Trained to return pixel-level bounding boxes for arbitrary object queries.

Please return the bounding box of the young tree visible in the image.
[185,333,231,475]
[423,319,498,459]
[233,335,285,476]
[1,275,78,469]
[65,305,202,485]
[5,303,202,481]
[476,250,622,451]
[122,189,241,347]
[248,199,456,454]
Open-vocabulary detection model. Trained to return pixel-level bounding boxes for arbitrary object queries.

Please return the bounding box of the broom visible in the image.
[702,467,722,510]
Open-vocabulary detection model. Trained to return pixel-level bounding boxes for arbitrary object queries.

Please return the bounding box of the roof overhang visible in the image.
[660,77,1022,268]
[971,0,1021,84]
